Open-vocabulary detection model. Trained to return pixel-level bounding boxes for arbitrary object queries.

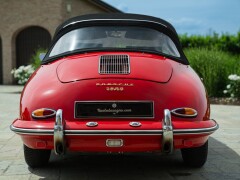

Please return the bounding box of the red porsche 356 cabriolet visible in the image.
[10,13,218,168]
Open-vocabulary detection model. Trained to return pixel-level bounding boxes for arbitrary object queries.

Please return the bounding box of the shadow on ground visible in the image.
[28,137,240,180]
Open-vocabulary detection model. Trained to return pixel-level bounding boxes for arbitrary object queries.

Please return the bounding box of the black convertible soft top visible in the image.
[43,13,189,64]
[55,13,178,36]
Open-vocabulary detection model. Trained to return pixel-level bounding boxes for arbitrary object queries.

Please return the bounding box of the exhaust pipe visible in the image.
[54,109,66,155]
[55,143,64,155]
[162,109,173,154]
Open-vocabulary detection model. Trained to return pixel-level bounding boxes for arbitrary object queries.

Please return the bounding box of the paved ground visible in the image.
[0,85,240,180]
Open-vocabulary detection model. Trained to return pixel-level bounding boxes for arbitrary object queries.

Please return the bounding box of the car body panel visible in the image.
[57,52,172,83]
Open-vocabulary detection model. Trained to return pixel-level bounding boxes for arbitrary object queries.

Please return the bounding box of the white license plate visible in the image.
[106,139,123,147]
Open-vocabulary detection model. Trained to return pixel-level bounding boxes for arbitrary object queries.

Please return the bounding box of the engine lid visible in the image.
[57,53,173,83]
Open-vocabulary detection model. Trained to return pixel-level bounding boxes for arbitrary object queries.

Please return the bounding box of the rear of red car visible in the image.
[10,13,218,168]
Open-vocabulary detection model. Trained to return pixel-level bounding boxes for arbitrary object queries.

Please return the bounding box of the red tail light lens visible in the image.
[171,108,197,118]
[32,108,56,119]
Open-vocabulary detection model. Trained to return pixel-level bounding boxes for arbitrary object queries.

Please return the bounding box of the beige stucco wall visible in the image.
[0,0,63,84]
[0,0,112,84]
[63,0,108,20]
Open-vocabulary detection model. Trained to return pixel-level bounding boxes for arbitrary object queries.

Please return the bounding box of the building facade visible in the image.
[0,0,120,84]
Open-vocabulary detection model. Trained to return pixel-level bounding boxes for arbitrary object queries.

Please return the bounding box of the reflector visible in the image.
[106,139,123,147]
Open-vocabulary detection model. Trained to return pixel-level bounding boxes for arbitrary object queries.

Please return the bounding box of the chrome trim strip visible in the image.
[64,130,162,135]
[74,100,155,119]
[65,134,162,136]
[173,122,219,134]
[10,125,53,135]
[10,121,218,136]
[62,19,168,29]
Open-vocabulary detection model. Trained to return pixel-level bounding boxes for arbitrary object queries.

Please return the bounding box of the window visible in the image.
[49,26,180,58]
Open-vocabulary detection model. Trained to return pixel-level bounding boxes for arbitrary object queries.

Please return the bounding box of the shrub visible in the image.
[185,48,240,97]
[223,74,240,98]
[11,65,35,85]
[31,48,47,69]
[179,32,240,54]
[12,48,47,85]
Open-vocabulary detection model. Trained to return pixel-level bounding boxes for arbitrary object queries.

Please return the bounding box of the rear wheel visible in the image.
[181,140,208,167]
[24,144,51,168]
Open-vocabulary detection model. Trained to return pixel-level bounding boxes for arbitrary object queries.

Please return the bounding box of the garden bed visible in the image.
[210,97,240,106]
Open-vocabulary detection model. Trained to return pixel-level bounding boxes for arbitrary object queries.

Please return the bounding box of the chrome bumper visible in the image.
[10,109,219,155]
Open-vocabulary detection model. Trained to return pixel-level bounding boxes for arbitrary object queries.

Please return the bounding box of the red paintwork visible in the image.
[57,53,172,83]
[14,51,216,152]
[19,134,209,152]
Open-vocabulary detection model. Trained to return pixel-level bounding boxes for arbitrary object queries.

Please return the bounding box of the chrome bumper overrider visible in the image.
[54,109,65,155]
[162,109,173,154]
[10,109,219,155]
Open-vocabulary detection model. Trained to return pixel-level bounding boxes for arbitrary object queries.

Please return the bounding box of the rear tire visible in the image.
[181,140,208,167]
[24,144,51,168]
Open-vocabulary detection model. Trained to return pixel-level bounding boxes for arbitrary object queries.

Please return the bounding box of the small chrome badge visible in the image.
[129,122,141,127]
[112,103,117,108]
[86,122,98,127]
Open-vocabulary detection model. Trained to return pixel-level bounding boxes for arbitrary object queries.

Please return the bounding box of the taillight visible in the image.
[171,107,197,118]
[32,108,56,119]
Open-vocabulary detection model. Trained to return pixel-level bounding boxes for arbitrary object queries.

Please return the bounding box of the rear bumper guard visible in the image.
[10,109,219,155]
[162,109,173,154]
[53,109,65,155]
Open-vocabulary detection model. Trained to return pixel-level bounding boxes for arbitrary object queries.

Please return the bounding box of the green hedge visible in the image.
[179,32,240,54]
[184,48,240,97]
[31,48,47,69]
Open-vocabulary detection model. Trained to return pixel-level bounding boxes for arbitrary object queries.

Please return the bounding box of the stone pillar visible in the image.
[2,32,14,84]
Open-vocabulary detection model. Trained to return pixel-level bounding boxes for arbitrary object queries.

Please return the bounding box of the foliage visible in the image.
[31,48,47,69]
[179,31,240,54]
[11,65,35,85]
[223,74,240,98]
[185,48,240,97]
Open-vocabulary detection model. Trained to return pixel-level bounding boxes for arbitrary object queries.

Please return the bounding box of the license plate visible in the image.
[106,139,123,147]
[75,101,154,118]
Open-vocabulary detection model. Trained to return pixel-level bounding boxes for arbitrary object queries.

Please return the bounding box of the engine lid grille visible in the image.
[99,55,130,74]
